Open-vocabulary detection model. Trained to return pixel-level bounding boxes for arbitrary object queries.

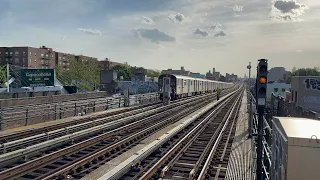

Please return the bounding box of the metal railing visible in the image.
[271,93,319,119]
[0,93,160,131]
[248,89,272,180]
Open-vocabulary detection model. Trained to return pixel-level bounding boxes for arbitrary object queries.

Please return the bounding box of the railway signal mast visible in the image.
[256,59,268,180]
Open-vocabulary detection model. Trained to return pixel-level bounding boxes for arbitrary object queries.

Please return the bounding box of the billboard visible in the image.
[20,69,55,87]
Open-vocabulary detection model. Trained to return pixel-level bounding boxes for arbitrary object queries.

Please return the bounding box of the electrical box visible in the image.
[271,117,320,180]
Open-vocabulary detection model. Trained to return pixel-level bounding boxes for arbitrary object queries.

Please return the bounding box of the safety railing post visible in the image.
[59,104,62,119]
[0,111,3,131]
[25,108,29,126]
[74,103,77,116]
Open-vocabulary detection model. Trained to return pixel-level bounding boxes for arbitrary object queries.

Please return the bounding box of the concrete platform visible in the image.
[225,90,254,180]
[81,99,220,180]
[0,107,129,137]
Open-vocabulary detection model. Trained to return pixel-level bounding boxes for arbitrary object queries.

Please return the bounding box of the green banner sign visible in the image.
[20,69,55,87]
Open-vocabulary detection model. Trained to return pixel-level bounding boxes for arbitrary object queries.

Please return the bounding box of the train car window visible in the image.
[191,81,192,85]
[158,78,163,86]
[171,79,176,86]
[184,80,187,86]
[164,78,170,86]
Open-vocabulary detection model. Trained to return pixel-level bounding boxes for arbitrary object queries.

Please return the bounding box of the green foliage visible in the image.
[0,66,6,87]
[55,55,100,91]
[287,68,320,83]
[110,65,160,81]
[55,57,160,90]
[146,69,160,77]
[111,65,132,81]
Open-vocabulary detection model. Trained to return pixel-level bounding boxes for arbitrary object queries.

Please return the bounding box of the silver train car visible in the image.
[158,74,233,100]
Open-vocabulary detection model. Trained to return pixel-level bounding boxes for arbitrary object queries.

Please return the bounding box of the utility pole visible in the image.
[6,63,10,93]
[255,59,268,180]
[247,62,253,138]
[247,62,251,87]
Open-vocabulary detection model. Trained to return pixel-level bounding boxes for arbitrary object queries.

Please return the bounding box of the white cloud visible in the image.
[210,23,222,30]
[132,28,176,43]
[208,23,227,37]
[214,30,227,37]
[194,28,209,37]
[225,4,244,17]
[60,36,66,40]
[141,16,154,25]
[78,28,102,36]
[199,13,208,23]
[270,0,308,22]
[168,12,187,24]
[233,5,244,13]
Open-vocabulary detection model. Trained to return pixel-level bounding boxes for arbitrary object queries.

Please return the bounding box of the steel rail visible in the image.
[98,88,240,180]
[0,89,222,144]
[160,94,238,179]
[0,92,218,169]
[38,101,210,180]
[138,89,242,180]
[0,102,159,143]
[190,93,242,179]
[0,90,226,154]
[197,92,242,180]
[0,90,226,180]
[158,89,243,179]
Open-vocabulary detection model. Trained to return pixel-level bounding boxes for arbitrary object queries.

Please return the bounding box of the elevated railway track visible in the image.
[0,86,240,180]
[118,87,243,180]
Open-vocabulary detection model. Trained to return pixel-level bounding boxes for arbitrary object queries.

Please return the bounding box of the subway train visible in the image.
[158,74,234,100]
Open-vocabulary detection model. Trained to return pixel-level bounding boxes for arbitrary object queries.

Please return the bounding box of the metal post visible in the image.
[124,88,129,107]
[0,111,3,131]
[25,108,29,126]
[105,99,109,110]
[247,62,251,87]
[248,97,253,138]
[6,63,9,93]
[59,105,62,119]
[93,101,96,112]
[74,103,77,116]
[255,59,268,180]
[135,95,138,105]
[257,107,264,180]
[54,104,57,120]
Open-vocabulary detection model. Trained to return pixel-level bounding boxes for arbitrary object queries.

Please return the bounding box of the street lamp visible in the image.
[247,62,251,87]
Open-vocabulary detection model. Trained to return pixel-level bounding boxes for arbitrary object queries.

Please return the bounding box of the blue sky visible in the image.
[1,0,320,76]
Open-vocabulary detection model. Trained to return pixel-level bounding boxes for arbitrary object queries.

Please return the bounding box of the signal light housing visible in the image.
[256,59,268,107]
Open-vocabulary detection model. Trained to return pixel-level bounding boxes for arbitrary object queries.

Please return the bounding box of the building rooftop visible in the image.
[274,117,320,139]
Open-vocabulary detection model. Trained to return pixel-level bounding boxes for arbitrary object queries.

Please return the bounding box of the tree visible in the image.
[287,68,320,83]
[0,66,6,87]
[130,66,147,75]
[111,65,132,81]
[146,69,161,77]
[55,55,100,91]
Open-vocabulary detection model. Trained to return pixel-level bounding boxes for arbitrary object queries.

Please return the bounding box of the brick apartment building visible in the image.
[55,52,98,70]
[0,46,56,69]
[0,46,98,70]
